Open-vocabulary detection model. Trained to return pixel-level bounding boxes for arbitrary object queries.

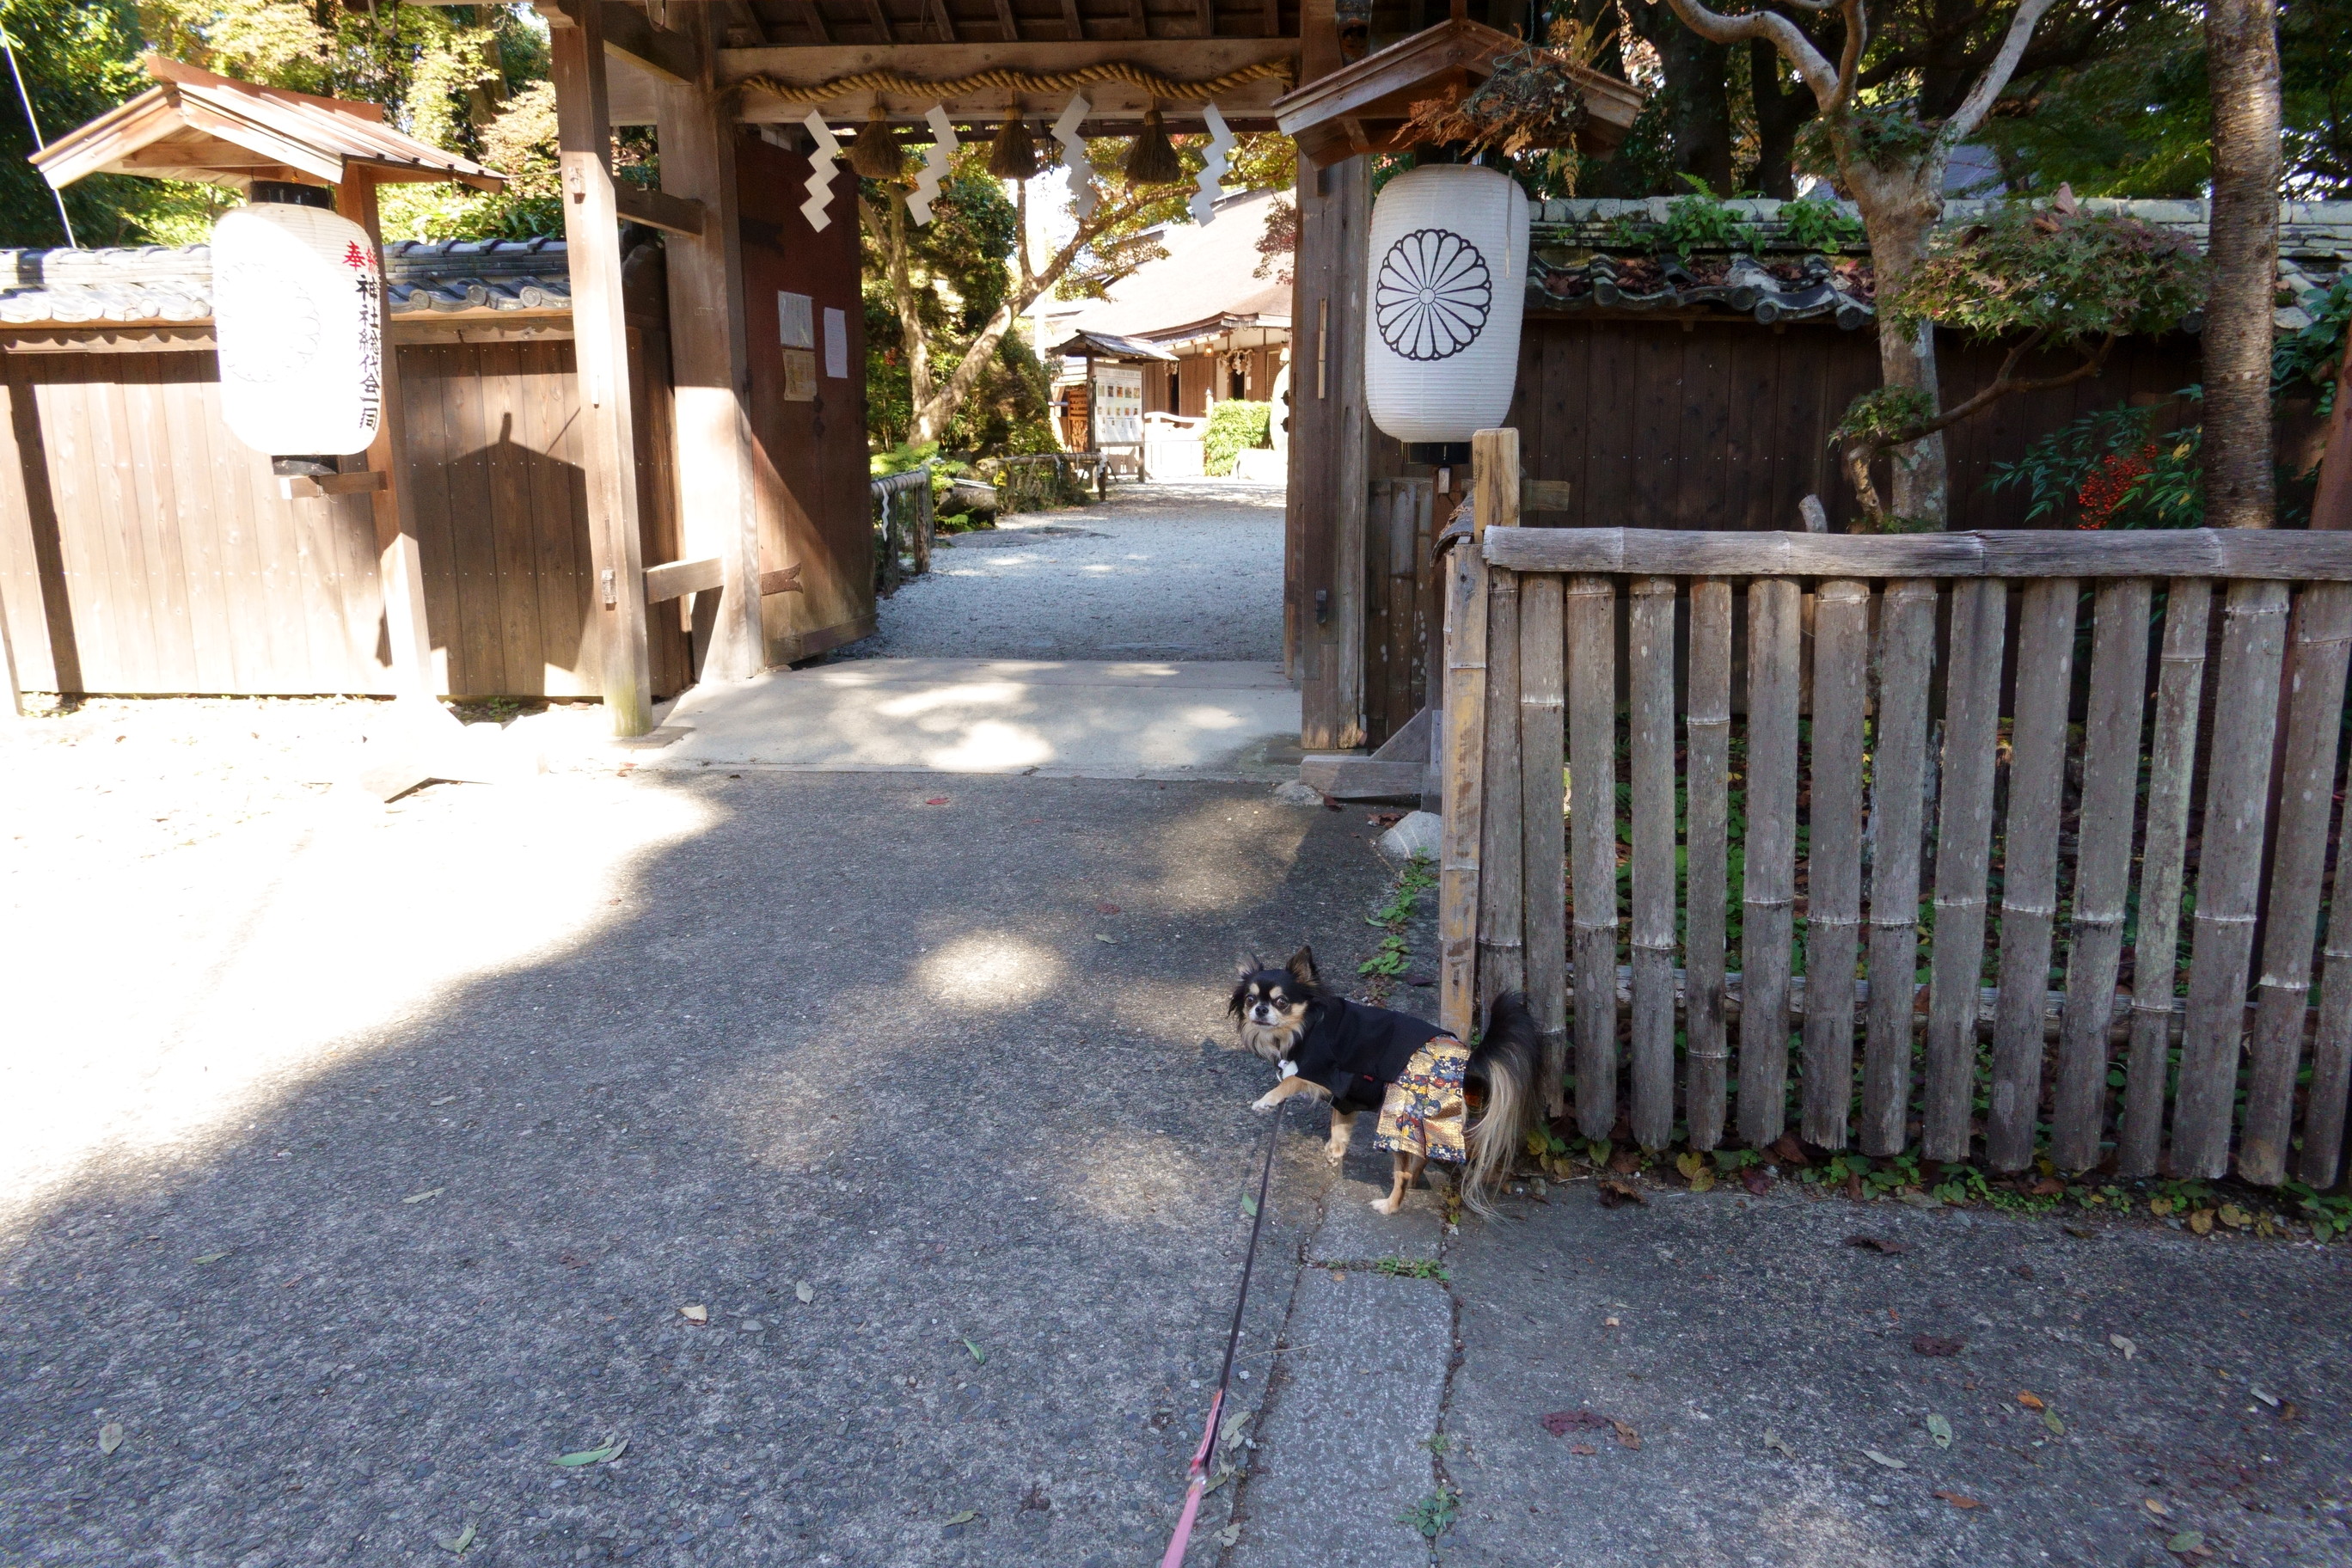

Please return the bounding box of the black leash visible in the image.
[1159,1099,1286,1566]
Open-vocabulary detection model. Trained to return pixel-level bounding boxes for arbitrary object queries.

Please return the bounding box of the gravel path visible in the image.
[847,478,1286,662]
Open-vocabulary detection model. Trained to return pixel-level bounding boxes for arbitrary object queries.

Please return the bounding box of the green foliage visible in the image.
[2281,1180,2352,1242]
[1372,1256,1449,1280]
[1774,194,1863,253]
[1797,100,1937,180]
[1398,1485,1461,1540]
[1984,401,2204,530]
[2275,277,2352,418]
[1654,175,1754,255]
[1202,400,1272,476]
[1883,201,2208,346]
[1831,386,1938,451]
[0,0,202,247]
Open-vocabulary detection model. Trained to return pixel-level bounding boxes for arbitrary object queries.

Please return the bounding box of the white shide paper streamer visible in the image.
[909,105,957,225]
[1052,95,1096,223]
[800,112,842,231]
[1191,101,1233,226]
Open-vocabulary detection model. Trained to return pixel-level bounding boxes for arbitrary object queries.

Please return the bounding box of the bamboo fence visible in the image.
[1436,432,2352,1186]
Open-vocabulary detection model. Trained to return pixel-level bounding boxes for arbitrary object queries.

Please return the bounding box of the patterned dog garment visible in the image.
[1373,1036,1470,1163]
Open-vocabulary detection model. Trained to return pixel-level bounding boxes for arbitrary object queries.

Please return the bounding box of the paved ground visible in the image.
[846,479,1286,663]
[647,659,1302,783]
[0,744,1389,1567]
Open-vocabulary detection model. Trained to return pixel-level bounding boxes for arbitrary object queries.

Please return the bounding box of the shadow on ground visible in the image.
[0,772,1389,1566]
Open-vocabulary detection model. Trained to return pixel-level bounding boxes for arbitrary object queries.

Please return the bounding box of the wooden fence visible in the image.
[871,464,934,597]
[1440,428,2352,1189]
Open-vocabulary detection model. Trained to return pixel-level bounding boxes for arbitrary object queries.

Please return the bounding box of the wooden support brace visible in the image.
[597,0,700,82]
[645,556,726,603]
[611,182,706,236]
[277,469,388,500]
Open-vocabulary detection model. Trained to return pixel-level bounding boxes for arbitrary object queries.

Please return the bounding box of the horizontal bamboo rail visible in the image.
[1447,433,2352,1187]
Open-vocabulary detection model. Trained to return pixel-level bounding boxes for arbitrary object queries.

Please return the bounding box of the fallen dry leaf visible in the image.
[1761,1429,1796,1460]
[1596,1178,1646,1209]
[1932,1490,1983,1510]
[679,1304,707,1325]
[1742,1169,1773,1196]
[2187,1210,2215,1236]
[1602,1316,1621,1328]
[1611,1418,1640,1450]
[1568,1442,1597,1455]
[795,1282,815,1303]
[1540,1410,1609,1436]
[923,798,950,806]
[940,1510,976,1527]
[2029,1177,2065,1197]
[401,1188,444,1205]
[1864,1449,1908,1469]
[2166,1528,2208,1557]
[1910,1334,1965,1357]
[1768,1134,1811,1168]
[1845,1235,1909,1255]
[2016,1391,2045,1411]
[97,1423,123,1455]
[2110,1333,2138,1360]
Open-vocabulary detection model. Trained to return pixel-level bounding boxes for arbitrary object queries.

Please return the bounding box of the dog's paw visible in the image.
[1325,1142,1349,1167]
[1250,1094,1280,1113]
[1369,1196,1402,1215]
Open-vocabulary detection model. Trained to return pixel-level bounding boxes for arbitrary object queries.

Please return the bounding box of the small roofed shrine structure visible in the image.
[24,56,505,725]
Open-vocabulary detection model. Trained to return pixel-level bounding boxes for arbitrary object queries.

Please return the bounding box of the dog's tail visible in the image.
[1462,991,1541,1217]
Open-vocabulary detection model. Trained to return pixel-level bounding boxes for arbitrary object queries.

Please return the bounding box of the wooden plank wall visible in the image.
[0,324,692,699]
[1506,314,2202,532]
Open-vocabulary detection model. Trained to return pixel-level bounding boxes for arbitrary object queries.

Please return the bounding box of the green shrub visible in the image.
[1204,401,1274,476]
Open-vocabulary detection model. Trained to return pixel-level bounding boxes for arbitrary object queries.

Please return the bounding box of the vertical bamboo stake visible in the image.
[1986,579,2079,1171]
[1520,574,1569,1116]
[1684,579,1733,1151]
[1479,568,1527,1008]
[2120,579,2211,1177]
[1436,530,1491,1044]
[1862,579,1935,1156]
[2240,582,2352,1183]
[2304,806,2352,1185]
[2174,579,2289,1178]
[1801,580,1869,1150]
[1567,573,1620,1139]
[1925,579,2008,1163]
[1739,579,1801,1148]
[1628,576,1679,1148]
[2053,578,2153,1173]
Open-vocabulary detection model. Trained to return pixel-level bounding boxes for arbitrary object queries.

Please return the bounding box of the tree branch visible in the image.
[1658,0,1842,107]
[1941,0,2062,145]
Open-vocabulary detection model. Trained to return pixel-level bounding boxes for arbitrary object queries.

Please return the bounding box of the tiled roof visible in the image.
[0,237,572,327]
[1525,197,2352,330]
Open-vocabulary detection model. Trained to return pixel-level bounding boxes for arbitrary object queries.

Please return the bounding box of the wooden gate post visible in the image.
[549,0,655,737]
[336,170,441,707]
[1287,154,1370,750]
[654,5,764,685]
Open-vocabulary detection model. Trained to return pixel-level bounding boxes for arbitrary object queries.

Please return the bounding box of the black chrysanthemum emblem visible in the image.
[1375,229,1492,361]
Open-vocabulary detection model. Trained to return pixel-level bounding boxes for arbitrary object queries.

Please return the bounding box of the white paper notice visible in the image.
[777,291,813,348]
[824,307,848,379]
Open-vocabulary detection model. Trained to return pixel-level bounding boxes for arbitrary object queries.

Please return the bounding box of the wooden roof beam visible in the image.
[1062,0,1087,40]
[531,2,698,85]
[992,0,1022,39]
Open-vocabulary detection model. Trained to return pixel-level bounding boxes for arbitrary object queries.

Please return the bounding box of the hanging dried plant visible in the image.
[1401,28,1602,158]
[1123,107,1184,185]
[847,104,906,179]
[987,113,1041,180]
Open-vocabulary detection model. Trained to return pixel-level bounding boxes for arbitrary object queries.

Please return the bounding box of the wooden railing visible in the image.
[1439,428,2352,1189]
[871,463,934,597]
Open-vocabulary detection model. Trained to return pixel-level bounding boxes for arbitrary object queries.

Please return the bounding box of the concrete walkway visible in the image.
[847,478,1286,663]
[649,659,1301,782]
[628,478,1301,782]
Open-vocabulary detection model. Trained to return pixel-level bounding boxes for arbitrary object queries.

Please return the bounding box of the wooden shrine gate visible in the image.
[1438,428,2352,1189]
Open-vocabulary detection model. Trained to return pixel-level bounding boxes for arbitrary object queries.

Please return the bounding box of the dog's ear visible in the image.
[1236,952,1263,980]
[1286,946,1320,987]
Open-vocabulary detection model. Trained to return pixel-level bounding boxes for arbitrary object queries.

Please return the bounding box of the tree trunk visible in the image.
[890,197,941,445]
[1662,28,1735,194]
[2311,350,2352,530]
[1749,40,1815,199]
[2204,0,2282,529]
[1840,150,1950,528]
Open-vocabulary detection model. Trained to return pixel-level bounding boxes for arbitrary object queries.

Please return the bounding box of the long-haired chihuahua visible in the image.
[1227,946,1538,1216]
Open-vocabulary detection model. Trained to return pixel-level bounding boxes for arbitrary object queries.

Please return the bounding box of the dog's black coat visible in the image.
[1284,996,1450,1112]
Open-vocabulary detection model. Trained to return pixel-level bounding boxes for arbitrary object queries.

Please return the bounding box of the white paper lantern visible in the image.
[212,199,385,457]
[1363,164,1528,448]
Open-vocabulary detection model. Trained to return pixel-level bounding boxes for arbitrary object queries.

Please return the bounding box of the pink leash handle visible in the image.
[1160,1388,1225,1568]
